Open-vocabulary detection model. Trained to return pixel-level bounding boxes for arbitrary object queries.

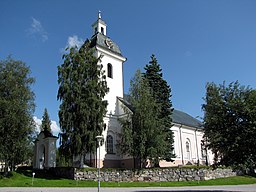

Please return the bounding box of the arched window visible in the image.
[101,27,104,35]
[106,135,114,154]
[186,139,191,160]
[107,63,113,78]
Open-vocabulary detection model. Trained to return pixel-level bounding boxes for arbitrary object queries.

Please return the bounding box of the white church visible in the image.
[80,12,214,169]
[31,13,214,170]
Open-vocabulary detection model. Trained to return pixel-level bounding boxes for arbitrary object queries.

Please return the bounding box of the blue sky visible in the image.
[1,0,256,135]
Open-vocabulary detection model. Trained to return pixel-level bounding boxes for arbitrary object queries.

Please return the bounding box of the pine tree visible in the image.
[41,108,51,133]
[57,40,109,166]
[143,54,175,163]
[0,56,35,174]
[119,70,169,168]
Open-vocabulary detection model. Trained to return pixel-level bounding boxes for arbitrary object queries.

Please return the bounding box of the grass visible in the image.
[0,170,256,187]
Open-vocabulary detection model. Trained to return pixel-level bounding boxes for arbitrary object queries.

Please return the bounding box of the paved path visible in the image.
[0,185,256,192]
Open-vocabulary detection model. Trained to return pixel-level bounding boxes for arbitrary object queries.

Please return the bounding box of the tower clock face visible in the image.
[105,38,113,48]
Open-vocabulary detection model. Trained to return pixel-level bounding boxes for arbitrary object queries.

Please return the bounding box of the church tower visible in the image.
[90,11,126,114]
[89,12,126,167]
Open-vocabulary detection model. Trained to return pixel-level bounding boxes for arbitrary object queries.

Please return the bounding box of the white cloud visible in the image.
[67,35,84,48]
[28,17,48,42]
[50,120,61,136]
[60,35,84,54]
[33,116,42,133]
[33,116,60,136]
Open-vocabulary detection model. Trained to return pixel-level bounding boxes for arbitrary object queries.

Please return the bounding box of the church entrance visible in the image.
[39,144,45,169]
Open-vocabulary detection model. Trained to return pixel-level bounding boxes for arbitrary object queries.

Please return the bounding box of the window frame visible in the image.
[185,139,191,160]
[107,63,113,78]
[106,135,114,154]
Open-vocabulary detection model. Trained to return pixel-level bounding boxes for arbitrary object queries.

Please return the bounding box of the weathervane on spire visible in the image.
[98,10,101,19]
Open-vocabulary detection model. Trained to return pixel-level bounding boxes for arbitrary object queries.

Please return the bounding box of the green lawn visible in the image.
[0,171,256,187]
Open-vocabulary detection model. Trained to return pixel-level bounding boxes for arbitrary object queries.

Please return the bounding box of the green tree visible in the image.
[57,41,109,166]
[143,54,175,164]
[243,90,256,173]
[202,81,256,173]
[41,108,51,132]
[0,56,35,174]
[119,70,168,168]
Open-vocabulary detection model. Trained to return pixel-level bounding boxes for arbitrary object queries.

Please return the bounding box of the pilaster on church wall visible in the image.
[44,137,57,168]
[49,138,57,167]
[33,140,40,169]
[45,138,51,168]
[36,135,47,169]
[171,125,182,159]
[196,131,204,161]
[181,125,196,160]
[170,124,205,166]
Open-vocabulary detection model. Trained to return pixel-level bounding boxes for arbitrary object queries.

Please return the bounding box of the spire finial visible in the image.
[98,10,101,19]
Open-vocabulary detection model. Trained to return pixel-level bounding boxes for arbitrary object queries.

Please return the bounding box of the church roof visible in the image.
[90,32,123,56]
[40,130,58,139]
[118,96,203,129]
[172,109,203,129]
[118,96,134,112]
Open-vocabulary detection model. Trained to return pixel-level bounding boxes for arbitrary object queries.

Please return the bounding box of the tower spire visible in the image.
[92,11,107,35]
[98,10,101,19]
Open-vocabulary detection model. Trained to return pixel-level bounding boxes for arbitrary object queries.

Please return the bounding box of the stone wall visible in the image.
[75,168,236,182]
[50,167,75,179]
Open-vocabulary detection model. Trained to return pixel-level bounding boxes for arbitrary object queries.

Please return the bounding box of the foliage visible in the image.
[55,148,72,167]
[119,70,169,168]
[57,41,109,166]
[41,108,51,132]
[143,54,175,163]
[0,56,35,174]
[202,81,256,173]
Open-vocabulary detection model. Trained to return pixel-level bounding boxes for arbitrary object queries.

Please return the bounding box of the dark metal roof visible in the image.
[118,96,134,112]
[172,109,203,129]
[118,97,203,129]
[41,130,58,138]
[90,32,123,56]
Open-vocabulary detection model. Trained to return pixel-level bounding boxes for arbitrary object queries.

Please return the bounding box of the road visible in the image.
[0,185,256,192]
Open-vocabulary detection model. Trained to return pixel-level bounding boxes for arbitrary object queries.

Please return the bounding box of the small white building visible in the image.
[33,131,58,169]
[81,13,213,168]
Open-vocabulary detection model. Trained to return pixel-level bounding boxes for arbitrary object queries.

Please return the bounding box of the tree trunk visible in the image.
[139,157,142,169]
[154,160,160,168]
[80,154,84,168]
[89,151,92,167]
[10,161,14,171]
[4,159,8,176]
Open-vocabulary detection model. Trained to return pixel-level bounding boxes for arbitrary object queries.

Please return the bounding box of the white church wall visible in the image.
[96,47,124,116]
[160,124,206,167]
[83,51,125,167]
[83,13,215,169]
[181,127,196,161]
[91,42,125,167]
